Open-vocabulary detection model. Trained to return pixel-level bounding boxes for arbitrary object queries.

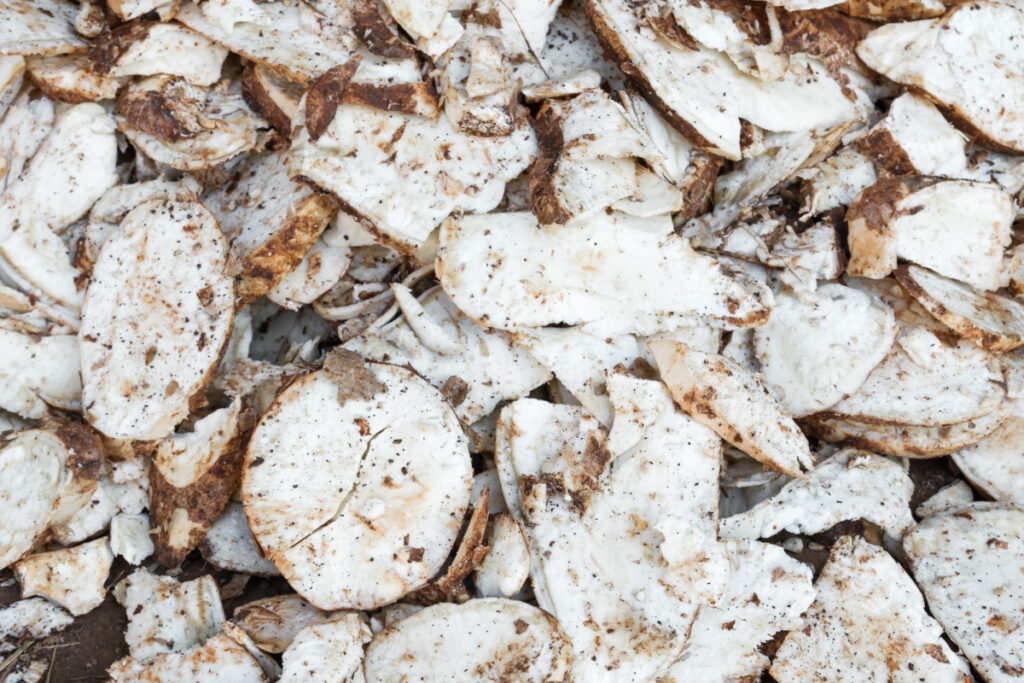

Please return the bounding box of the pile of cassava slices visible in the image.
[0,0,1022,680]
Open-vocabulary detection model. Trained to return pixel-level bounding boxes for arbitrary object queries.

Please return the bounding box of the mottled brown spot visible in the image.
[305,57,363,143]
[323,349,386,406]
[440,376,470,407]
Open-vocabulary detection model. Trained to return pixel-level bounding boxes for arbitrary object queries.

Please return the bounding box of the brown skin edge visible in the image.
[240,64,295,137]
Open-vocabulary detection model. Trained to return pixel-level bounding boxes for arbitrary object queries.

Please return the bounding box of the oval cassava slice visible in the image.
[754,284,897,417]
[802,400,1014,458]
[770,536,972,683]
[895,263,1024,352]
[649,340,812,476]
[203,150,338,305]
[903,503,1024,681]
[823,327,1006,427]
[951,416,1024,507]
[243,351,472,610]
[363,598,574,682]
[80,197,234,440]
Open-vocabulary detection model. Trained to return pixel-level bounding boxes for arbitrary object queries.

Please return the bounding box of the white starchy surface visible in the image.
[873,93,967,176]
[80,197,234,439]
[346,286,550,424]
[797,147,878,217]
[0,91,54,194]
[13,537,112,616]
[755,284,896,416]
[666,540,814,681]
[230,595,338,654]
[0,328,79,418]
[827,327,1006,426]
[109,513,154,565]
[0,56,25,121]
[807,400,1015,457]
[857,2,1024,152]
[897,264,1024,353]
[0,1,87,57]
[108,632,268,683]
[916,480,974,519]
[952,417,1024,507]
[153,399,241,489]
[177,0,355,84]
[473,513,530,598]
[25,55,120,103]
[116,568,226,661]
[587,0,856,160]
[364,599,573,682]
[108,0,175,21]
[650,341,812,476]
[201,502,279,576]
[771,536,972,683]
[243,361,472,609]
[279,613,371,683]
[50,474,148,546]
[0,220,83,310]
[720,449,915,539]
[0,103,117,240]
[439,211,770,336]
[106,23,227,87]
[290,103,536,253]
[904,503,1024,681]
[266,236,351,309]
[0,598,73,654]
[495,386,723,680]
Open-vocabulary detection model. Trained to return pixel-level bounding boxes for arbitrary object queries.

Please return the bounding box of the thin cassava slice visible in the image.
[243,351,472,610]
[363,598,574,682]
[650,340,812,476]
[80,197,234,439]
[951,417,1024,508]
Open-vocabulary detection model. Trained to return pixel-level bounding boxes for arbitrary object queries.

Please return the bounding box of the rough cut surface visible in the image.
[0,1,87,57]
[755,284,896,416]
[650,340,812,476]
[857,2,1024,152]
[80,197,234,439]
[904,504,1024,681]
[230,595,338,654]
[439,211,770,336]
[720,449,915,539]
[0,598,73,654]
[200,502,280,576]
[243,361,472,609]
[279,613,370,683]
[363,599,574,682]
[952,417,1024,506]
[771,536,972,683]
[108,632,267,683]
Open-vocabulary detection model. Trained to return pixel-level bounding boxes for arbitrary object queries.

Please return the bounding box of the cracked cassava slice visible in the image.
[363,598,573,682]
[903,503,1024,681]
[951,416,1024,507]
[80,197,234,440]
[438,210,770,336]
[770,535,972,683]
[823,327,1006,427]
[895,263,1024,353]
[650,340,812,477]
[243,352,472,610]
[719,448,915,540]
[203,150,338,305]
[109,632,268,683]
[754,284,896,417]
[802,399,1014,457]
[857,1,1024,152]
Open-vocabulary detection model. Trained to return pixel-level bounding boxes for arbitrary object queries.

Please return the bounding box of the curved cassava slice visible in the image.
[951,416,1024,507]
[279,614,370,683]
[802,400,1014,458]
[771,536,972,683]
[754,284,896,417]
[108,632,267,683]
[363,598,574,682]
[895,263,1024,352]
[243,351,472,610]
[438,211,770,336]
[857,1,1024,152]
[650,340,812,476]
[823,327,1006,427]
[80,197,234,440]
[903,504,1024,681]
[229,595,338,654]
[203,150,338,305]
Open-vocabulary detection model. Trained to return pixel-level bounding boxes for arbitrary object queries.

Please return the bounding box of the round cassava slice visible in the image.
[363,598,574,682]
[823,327,1006,426]
[802,400,1014,457]
[754,284,896,417]
[80,197,234,440]
[243,351,472,610]
[895,263,1024,352]
[903,503,1024,681]
[951,416,1024,507]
